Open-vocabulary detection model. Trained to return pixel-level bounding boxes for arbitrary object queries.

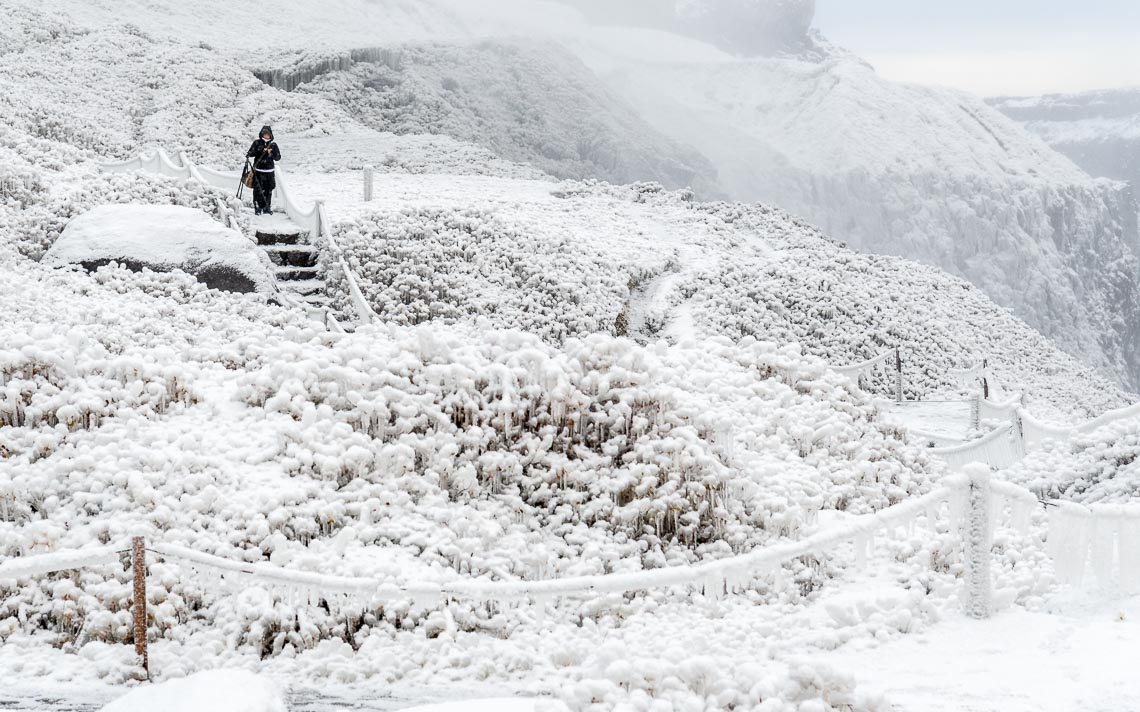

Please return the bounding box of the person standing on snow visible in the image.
[246,126,281,215]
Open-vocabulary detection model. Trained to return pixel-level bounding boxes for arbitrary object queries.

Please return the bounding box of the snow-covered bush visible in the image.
[328,180,1128,418]
[326,205,659,341]
[560,650,884,711]
[1003,421,1140,503]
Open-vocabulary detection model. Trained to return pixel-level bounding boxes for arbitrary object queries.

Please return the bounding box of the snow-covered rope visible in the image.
[1044,499,1140,592]
[149,480,966,604]
[931,423,1025,470]
[315,201,379,328]
[0,545,123,580]
[833,350,894,381]
[978,392,1022,423]
[948,360,986,386]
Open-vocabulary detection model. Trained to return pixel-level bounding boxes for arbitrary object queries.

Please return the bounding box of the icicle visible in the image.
[702,572,724,600]
[1089,517,1117,587]
[1010,500,1033,535]
[853,534,868,570]
[1048,508,1091,587]
[949,489,967,540]
[1119,519,1140,595]
[925,502,941,531]
[533,593,550,629]
[989,498,1004,535]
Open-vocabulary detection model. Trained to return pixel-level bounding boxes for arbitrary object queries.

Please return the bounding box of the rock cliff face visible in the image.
[991,89,1140,193]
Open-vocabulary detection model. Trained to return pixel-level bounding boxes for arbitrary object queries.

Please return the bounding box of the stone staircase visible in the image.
[254,223,327,308]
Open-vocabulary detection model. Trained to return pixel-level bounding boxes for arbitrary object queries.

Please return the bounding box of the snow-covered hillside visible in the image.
[991,88,1140,193]
[285,40,719,191]
[2,2,1139,710]
[23,0,1136,392]
[582,48,1140,390]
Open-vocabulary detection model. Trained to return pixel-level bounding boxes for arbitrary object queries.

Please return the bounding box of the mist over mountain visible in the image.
[557,0,818,56]
[991,87,1140,192]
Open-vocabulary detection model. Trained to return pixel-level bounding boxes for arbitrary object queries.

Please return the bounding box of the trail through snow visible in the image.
[821,592,1140,712]
[274,147,778,346]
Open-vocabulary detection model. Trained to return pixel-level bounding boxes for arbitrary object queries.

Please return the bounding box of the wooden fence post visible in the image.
[131,536,150,680]
[964,466,993,619]
[363,165,374,202]
[894,347,904,403]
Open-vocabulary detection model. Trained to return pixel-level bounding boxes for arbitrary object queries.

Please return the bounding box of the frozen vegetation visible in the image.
[0,1,1138,711]
[1004,420,1140,504]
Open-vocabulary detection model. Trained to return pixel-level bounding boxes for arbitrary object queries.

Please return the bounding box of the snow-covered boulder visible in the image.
[99,670,286,712]
[44,204,276,295]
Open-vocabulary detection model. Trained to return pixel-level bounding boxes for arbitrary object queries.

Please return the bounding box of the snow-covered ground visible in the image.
[1,3,1139,711]
[822,591,1140,712]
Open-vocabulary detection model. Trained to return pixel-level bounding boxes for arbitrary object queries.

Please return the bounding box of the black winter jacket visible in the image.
[247,126,281,171]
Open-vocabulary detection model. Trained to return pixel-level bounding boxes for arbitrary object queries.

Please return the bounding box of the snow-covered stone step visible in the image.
[280,278,325,296]
[275,266,320,282]
[256,231,305,247]
[263,244,319,268]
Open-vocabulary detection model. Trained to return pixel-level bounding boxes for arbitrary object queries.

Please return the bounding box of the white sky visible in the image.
[813,0,1140,96]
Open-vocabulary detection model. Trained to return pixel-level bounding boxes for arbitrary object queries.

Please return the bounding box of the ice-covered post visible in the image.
[131,536,150,680]
[963,465,993,619]
[894,347,904,403]
[363,165,374,202]
[981,358,990,400]
[970,395,981,431]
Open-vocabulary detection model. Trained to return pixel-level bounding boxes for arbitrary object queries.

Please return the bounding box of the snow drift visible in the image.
[99,671,286,712]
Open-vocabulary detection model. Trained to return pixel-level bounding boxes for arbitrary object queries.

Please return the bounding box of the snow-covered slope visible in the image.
[581,47,1140,390]
[1,3,1138,710]
[990,88,1140,192]
[286,40,719,191]
[22,0,1136,391]
[297,173,1127,419]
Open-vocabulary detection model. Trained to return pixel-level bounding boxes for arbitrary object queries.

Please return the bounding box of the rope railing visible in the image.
[833,349,894,380]
[4,470,1137,677]
[315,201,379,329]
[944,393,1140,470]
[1,479,967,604]
[834,347,903,402]
[155,480,965,603]
[931,423,1025,470]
